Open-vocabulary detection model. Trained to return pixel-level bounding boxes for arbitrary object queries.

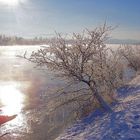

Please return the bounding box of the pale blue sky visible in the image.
[0,0,140,40]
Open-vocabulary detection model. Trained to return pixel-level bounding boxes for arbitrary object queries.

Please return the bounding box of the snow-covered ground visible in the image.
[55,76,140,140]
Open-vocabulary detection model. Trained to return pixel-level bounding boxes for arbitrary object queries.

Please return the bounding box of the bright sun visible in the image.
[0,0,19,6]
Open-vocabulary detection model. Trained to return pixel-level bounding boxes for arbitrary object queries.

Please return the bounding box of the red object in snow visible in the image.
[0,115,17,125]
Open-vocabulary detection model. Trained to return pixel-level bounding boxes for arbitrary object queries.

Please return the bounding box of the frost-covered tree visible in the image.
[23,24,124,113]
[120,45,140,71]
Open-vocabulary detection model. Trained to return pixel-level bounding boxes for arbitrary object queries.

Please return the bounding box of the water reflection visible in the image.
[0,82,25,115]
[0,45,65,140]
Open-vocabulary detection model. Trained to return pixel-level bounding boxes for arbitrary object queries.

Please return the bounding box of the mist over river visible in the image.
[0,45,70,140]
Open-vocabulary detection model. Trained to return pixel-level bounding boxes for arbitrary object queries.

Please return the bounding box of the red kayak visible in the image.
[0,115,17,125]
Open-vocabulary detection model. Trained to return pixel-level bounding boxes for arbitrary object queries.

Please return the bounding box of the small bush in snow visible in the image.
[120,45,140,72]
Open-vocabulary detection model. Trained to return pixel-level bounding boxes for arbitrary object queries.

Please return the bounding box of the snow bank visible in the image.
[55,77,140,140]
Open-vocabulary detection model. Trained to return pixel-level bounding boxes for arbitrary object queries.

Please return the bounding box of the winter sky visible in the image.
[0,0,140,40]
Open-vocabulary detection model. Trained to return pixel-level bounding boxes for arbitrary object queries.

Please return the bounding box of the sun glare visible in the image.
[0,84,25,115]
[0,0,19,6]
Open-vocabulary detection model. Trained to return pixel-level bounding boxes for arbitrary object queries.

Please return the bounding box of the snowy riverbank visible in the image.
[55,76,140,140]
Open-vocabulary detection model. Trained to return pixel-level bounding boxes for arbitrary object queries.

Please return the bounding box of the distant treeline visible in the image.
[1,34,139,46]
[0,35,49,45]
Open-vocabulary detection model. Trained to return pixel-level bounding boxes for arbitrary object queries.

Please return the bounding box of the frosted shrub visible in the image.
[120,45,140,72]
[23,24,124,116]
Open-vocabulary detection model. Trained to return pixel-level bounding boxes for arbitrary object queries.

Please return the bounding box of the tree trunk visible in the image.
[90,86,113,113]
